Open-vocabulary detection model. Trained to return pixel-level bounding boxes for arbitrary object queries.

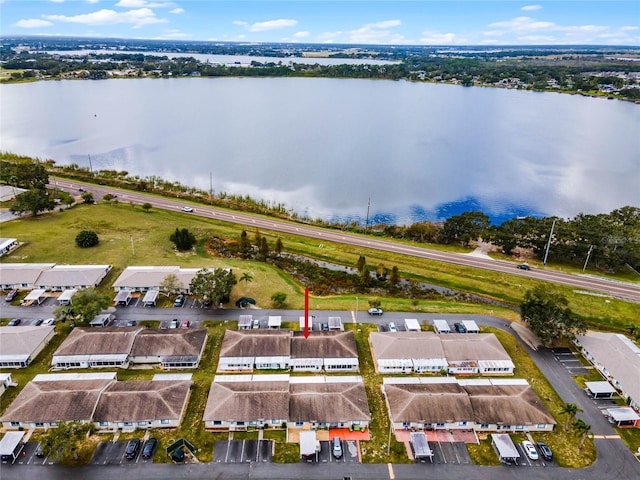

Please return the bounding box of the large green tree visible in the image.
[9,188,55,216]
[38,421,94,464]
[170,227,196,251]
[53,288,111,324]
[189,268,237,306]
[521,285,585,347]
[0,159,49,189]
[443,211,490,246]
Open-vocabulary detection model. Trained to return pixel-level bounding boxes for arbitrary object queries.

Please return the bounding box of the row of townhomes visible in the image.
[203,375,370,432]
[369,332,515,375]
[218,329,360,373]
[0,373,192,431]
[112,266,226,293]
[0,263,112,292]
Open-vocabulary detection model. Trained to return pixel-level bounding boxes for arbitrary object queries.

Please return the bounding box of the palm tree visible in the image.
[573,419,592,448]
[560,402,583,431]
[240,272,254,285]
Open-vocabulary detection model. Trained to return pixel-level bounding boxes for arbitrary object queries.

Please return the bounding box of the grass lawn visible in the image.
[1,201,637,331]
[264,430,301,463]
[467,435,501,466]
[616,427,640,456]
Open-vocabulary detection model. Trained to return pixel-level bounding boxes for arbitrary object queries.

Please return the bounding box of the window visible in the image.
[160,419,170,425]
[99,422,109,427]
[436,423,445,428]
[458,421,467,427]
[480,424,489,429]
[10,422,20,427]
[536,424,546,429]
[516,425,523,430]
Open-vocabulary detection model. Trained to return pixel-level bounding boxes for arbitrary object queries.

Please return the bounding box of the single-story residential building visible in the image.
[217,330,291,372]
[22,288,47,305]
[141,289,159,307]
[34,265,112,291]
[57,289,77,306]
[369,332,448,374]
[575,332,640,410]
[382,377,555,433]
[492,433,520,464]
[0,238,19,257]
[0,263,55,290]
[0,373,116,430]
[112,266,220,294]
[239,315,252,330]
[290,331,359,372]
[0,373,15,396]
[203,375,370,432]
[51,327,140,369]
[93,375,192,431]
[129,328,207,369]
[404,319,421,332]
[433,320,451,334]
[441,334,514,375]
[0,326,56,368]
[203,375,290,431]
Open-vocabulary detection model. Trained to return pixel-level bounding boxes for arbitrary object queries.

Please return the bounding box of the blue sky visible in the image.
[1,1,638,46]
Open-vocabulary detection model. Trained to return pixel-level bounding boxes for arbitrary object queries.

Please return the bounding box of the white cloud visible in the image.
[317,31,342,42]
[50,0,65,3]
[156,28,190,39]
[169,7,184,14]
[245,19,298,32]
[87,0,100,4]
[488,16,555,32]
[348,19,402,44]
[115,0,174,7]
[293,31,310,39]
[232,20,247,26]
[419,30,467,45]
[521,5,542,11]
[43,8,168,29]
[15,18,54,28]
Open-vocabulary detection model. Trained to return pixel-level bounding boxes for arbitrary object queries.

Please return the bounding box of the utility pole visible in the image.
[365,197,371,233]
[583,245,594,271]
[87,154,93,174]
[543,219,556,265]
[130,234,135,256]
[209,171,213,205]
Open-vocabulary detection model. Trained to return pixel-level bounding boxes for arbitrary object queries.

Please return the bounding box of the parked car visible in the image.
[126,320,137,327]
[388,322,397,332]
[522,440,538,460]
[536,442,553,461]
[517,263,531,270]
[322,323,329,331]
[174,295,185,307]
[31,319,43,326]
[7,318,21,326]
[5,289,18,302]
[252,319,261,329]
[42,318,56,326]
[332,436,343,459]
[141,438,158,460]
[180,320,190,329]
[368,307,383,316]
[181,206,193,212]
[170,319,179,329]
[453,322,466,333]
[125,439,141,460]
[34,443,45,458]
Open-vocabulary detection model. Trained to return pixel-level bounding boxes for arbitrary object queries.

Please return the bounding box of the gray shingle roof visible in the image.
[219,330,291,357]
[130,328,207,357]
[203,381,289,422]
[291,331,357,359]
[53,327,140,356]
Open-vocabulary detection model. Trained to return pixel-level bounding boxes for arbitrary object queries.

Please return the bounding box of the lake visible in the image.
[1,77,638,225]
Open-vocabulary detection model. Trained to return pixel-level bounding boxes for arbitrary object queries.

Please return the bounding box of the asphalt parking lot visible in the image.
[91,441,153,465]
[213,440,273,463]
[308,440,359,464]
[550,348,591,376]
[512,442,557,468]
[425,442,471,465]
[13,442,56,466]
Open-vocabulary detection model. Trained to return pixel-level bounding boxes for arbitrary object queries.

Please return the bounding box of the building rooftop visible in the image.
[130,328,207,357]
[53,327,141,356]
[291,331,357,359]
[219,330,291,358]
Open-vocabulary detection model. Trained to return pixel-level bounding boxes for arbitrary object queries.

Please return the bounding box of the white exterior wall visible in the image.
[218,357,254,372]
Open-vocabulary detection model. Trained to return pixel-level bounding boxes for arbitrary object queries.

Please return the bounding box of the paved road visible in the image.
[48,178,640,303]
[1,307,639,480]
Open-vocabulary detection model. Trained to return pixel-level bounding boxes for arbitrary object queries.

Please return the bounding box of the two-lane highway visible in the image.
[50,178,640,302]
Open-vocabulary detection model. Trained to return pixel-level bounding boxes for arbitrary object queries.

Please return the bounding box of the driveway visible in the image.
[213,440,272,463]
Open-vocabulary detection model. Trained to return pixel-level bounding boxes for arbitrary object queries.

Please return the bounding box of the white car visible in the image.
[182,206,193,212]
[42,318,56,326]
[388,322,397,332]
[522,440,539,460]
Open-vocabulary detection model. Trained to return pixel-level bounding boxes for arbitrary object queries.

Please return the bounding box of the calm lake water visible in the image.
[1,78,638,225]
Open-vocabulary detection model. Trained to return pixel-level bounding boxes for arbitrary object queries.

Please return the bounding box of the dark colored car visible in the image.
[536,442,553,461]
[31,319,43,326]
[125,439,141,460]
[174,295,185,307]
[517,264,531,270]
[126,320,137,327]
[453,322,466,333]
[322,323,329,331]
[5,289,18,302]
[141,438,157,459]
[7,318,21,326]
[35,444,45,458]
[171,447,185,463]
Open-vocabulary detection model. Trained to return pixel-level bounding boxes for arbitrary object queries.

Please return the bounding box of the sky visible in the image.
[1,1,639,46]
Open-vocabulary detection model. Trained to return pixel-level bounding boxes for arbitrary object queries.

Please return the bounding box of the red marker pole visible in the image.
[304,287,309,339]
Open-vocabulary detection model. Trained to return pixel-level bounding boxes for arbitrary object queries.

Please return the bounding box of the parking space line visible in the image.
[387,462,395,479]
[438,441,446,463]
[224,441,230,463]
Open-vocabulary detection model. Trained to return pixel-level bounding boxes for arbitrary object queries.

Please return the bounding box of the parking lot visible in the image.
[511,442,557,468]
[550,348,591,376]
[423,441,471,465]
[10,442,56,466]
[91,441,154,465]
[213,440,273,463]
[305,439,359,464]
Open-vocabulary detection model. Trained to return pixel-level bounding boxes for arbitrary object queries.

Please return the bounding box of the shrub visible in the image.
[75,230,99,248]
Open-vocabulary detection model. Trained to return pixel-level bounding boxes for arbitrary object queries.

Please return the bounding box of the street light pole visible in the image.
[543,219,556,265]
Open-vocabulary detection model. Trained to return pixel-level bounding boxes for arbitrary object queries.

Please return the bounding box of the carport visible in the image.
[114,290,132,306]
[300,431,318,461]
[142,290,159,307]
[239,315,252,330]
[461,320,480,333]
[491,434,520,464]
[23,289,47,305]
[404,319,420,332]
[433,320,451,334]
[585,381,616,399]
[606,407,640,427]
[57,289,77,306]
[268,316,282,329]
[410,432,434,463]
[0,431,25,464]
